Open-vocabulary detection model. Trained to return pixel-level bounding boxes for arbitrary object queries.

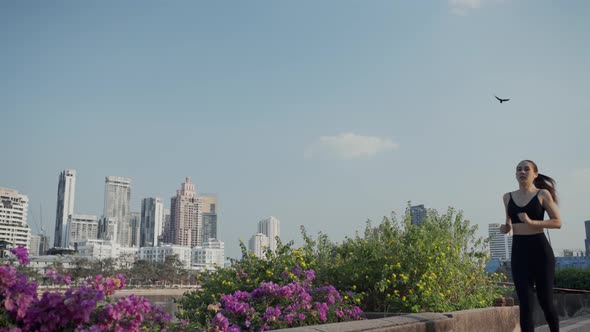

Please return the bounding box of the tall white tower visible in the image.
[54,169,76,247]
[488,223,513,261]
[103,176,131,247]
[258,216,280,252]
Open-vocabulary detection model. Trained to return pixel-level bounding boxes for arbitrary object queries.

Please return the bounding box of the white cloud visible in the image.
[304,133,400,160]
[449,0,482,15]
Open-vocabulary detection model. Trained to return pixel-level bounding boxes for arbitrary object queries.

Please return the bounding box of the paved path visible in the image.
[536,315,590,332]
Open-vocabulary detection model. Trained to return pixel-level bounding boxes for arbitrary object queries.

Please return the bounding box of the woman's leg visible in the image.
[512,239,536,332]
[534,236,559,331]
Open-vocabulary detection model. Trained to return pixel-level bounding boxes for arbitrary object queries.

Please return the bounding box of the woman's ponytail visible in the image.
[534,173,558,204]
[523,160,558,204]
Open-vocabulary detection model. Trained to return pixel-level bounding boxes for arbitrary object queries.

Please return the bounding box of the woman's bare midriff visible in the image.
[512,223,544,235]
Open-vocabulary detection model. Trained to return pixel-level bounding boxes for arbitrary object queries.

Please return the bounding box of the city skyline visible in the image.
[2,1,589,259]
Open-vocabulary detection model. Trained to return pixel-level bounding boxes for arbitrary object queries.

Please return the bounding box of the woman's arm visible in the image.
[518,189,562,229]
[500,193,512,234]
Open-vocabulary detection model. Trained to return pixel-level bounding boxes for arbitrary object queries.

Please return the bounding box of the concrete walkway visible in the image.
[536,315,590,332]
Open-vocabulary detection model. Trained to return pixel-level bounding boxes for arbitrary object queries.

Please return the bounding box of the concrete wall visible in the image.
[274,306,520,332]
[534,293,590,327]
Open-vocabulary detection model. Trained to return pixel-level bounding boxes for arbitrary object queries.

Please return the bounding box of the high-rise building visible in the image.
[488,223,513,261]
[585,220,590,256]
[258,216,280,252]
[410,204,427,226]
[200,195,218,243]
[0,187,30,248]
[167,177,202,247]
[140,197,164,248]
[65,214,98,248]
[160,208,171,244]
[202,214,217,243]
[130,212,141,247]
[249,233,269,257]
[54,169,76,247]
[103,176,131,247]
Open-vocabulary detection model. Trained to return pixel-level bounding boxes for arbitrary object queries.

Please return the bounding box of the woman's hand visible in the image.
[500,223,512,234]
[518,212,532,224]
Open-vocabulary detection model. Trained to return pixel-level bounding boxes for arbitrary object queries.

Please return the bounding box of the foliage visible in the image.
[178,204,506,330]
[0,246,186,332]
[555,268,590,291]
[304,206,506,312]
[176,240,363,329]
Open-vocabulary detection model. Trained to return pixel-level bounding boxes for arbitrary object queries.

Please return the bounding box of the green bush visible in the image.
[176,240,331,329]
[304,206,506,312]
[176,205,506,329]
[555,268,590,290]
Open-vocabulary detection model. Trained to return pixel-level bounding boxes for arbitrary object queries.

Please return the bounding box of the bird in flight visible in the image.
[495,95,510,103]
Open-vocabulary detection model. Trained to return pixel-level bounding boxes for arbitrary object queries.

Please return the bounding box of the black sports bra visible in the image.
[507,191,545,224]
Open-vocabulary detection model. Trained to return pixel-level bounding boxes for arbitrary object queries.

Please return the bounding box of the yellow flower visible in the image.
[352,285,357,290]
[355,298,361,303]
[396,263,401,268]
[402,296,406,301]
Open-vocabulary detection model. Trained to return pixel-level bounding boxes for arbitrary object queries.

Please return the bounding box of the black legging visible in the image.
[511,233,559,332]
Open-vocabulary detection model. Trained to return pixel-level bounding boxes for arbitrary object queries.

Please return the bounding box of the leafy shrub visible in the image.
[555,268,590,291]
[176,242,362,330]
[177,205,506,330]
[306,206,506,312]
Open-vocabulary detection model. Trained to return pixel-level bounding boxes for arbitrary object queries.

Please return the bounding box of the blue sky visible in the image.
[1,0,589,259]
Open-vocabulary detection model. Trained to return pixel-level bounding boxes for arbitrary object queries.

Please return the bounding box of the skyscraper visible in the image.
[54,169,76,247]
[140,197,164,247]
[0,187,30,248]
[258,216,280,252]
[168,177,202,247]
[410,204,427,226]
[130,212,141,247]
[103,176,131,247]
[488,223,513,261]
[200,195,218,243]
